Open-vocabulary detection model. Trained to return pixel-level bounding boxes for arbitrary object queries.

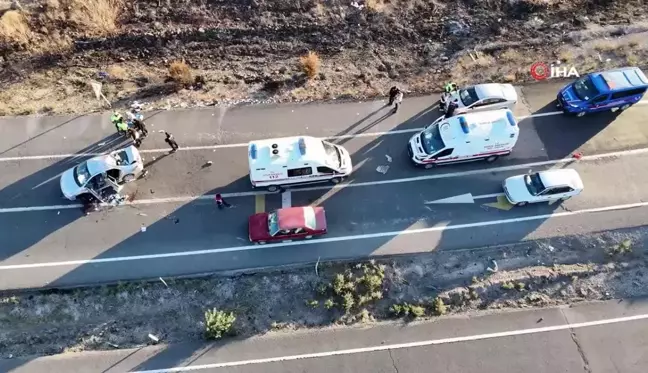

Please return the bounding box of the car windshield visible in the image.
[420,124,445,155]
[322,141,341,169]
[73,162,92,187]
[112,150,130,166]
[458,87,479,106]
[572,76,600,101]
[268,212,280,236]
[524,173,546,196]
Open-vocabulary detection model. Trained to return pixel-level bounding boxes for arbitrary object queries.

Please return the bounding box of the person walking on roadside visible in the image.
[388,86,400,106]
[160,130,179,153]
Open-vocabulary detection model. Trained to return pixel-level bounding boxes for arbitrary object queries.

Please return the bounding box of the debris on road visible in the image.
[376,165,390,174]
[385,155,392,163]
[140,225,147,233]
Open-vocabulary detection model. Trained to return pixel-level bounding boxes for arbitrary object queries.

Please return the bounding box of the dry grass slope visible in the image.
[169,60,193,86]
[0,10,31,46]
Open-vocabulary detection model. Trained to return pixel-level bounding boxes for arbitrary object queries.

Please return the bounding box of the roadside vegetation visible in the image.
[1,0,648,115]
[1,227,647,358]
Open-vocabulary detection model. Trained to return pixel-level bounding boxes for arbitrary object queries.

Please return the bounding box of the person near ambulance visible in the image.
[111,112,129,135]
[407,109,519,169]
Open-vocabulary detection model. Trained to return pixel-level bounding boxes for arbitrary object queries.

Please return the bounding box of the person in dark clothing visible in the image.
[445,99,459,118]
[128,128,142,148]
[215,193,231,209]
[133,118,148,137]
[388,86,400,106]
[160,130,179,152]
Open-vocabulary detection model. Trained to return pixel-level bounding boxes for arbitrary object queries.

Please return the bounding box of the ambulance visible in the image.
[407,109,519,169]
[248,136,353,192]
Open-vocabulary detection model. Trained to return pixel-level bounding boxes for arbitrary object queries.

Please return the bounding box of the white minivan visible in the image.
[248,136,353,192]
[408,109,519,169]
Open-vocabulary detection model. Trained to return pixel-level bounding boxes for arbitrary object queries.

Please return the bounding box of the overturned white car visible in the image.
[60,145,145,201]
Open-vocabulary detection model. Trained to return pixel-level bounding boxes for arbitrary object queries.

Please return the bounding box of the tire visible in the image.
[516,201,528,207]
[330,177,342,185]
[610,107,619,113]
[122,174,135,183]
[257,241,266,245]
[561,196,571,201]
[266,185,279,193]
[619,104,631,111]
[484,155,499,163]
[305,235,313,239]
[576,111,586,117]
[424,163,435,169]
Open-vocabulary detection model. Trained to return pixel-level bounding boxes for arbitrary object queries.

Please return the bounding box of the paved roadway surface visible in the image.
[2,298,647,373]
[2,81,648,290]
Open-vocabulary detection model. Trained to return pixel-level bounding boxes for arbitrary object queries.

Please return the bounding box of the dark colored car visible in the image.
[248,206,327,244]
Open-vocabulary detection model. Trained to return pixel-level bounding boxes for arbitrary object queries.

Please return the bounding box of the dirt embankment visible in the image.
[0,0,647,116]
[1,226,648,359]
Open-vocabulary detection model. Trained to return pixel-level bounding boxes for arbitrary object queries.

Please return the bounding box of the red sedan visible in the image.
[248,206,327,244]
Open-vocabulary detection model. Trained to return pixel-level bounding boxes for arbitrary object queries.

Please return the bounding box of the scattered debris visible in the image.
[385,155,392,163]
[140,225,147,233]
[376,165,390,174]
[137,213,147,217]
[487,259,499,273]
[159,277,169,287]
[147,334,160,343]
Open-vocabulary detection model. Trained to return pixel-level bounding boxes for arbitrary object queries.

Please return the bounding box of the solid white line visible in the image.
[131,312,648,372]
[282,191,292,208]
[2,146,648,214]
[10,103,648,162]
[2,200,647,270]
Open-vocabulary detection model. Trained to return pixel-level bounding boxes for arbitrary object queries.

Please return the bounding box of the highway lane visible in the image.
[3,299,647,372]
[2,152,648,289]
[3,103,648,209]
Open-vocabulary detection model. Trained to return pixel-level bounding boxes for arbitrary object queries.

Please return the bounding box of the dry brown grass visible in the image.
[0,10,32,45]
[107,65,127,80]
[67,0,123,37]
[169,60,193,86]
[299,51,321,79]
[498,49,523,63]
[366,0,386,12]
[557,48,576,63]
[593,39,617,52]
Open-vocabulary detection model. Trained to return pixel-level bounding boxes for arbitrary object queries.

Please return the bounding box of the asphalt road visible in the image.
[2,81,648,290]
[3,299,647,373]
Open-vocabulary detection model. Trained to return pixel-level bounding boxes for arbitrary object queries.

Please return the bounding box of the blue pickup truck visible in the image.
[557,67,648,117]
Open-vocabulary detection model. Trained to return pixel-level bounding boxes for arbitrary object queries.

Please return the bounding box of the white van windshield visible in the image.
[322,141,341,169]
[420,125,445,155]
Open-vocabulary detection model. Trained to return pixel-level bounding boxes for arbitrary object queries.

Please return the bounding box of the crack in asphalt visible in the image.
[388,349,400,373]
[561,309,592,373]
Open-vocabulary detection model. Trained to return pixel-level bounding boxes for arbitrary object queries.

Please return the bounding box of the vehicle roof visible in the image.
[591,67,648,92]
[248,136,327,170]
[473,83,518,101]
[86,155,117,176]
[277,206,320,230]
[538,169,583,190]
[439,109,518,147]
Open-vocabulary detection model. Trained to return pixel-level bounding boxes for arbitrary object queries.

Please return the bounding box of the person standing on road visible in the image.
[388,86,400,106]
[392,88,404,114]
[160,130,179,153]
[445,99,458,118]
[215,193,231,209]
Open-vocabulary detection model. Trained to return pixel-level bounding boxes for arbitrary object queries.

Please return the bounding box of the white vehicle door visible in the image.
[537,186,575,202]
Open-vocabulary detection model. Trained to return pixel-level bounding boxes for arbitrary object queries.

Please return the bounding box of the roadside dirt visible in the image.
[1,226,648,359]
[1,0,648,116]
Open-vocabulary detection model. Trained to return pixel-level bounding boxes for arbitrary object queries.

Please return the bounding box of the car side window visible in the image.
[288,167,313,177]
[591,95,609,104]
[433,148,454,158]
[470,100,486,108]
[316,166,336,175]
[293,228,304,234]
[548,186,573,195]
[611,91,631,100]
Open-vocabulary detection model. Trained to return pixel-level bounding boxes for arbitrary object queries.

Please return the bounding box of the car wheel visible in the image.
[576,111,586,117]
[561,196,571,201]
[266,185,279,193]
[620,104,631,111]
[257,241,266,245]
[484,155,499,163]
[305,235,313,240]
[516,201,528,207]
[610,107,619,112]
[330,177,342,185]
[122,174,135,183]
[424,163,436,169]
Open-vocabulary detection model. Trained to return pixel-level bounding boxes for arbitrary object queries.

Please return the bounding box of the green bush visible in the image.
[432,297,446,316]
[410,305,425,318]
[204,309,236,340]
[501,282,515,290]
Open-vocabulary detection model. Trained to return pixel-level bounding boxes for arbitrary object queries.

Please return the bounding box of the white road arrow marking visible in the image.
[425,193,504,204]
